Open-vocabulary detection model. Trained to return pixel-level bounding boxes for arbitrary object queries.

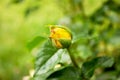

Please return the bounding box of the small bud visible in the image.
[49,25,72,48]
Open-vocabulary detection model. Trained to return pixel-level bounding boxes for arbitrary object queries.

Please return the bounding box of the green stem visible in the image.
[67,47,79,68]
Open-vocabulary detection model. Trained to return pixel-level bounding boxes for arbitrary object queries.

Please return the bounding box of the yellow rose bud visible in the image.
[49,25,72,48]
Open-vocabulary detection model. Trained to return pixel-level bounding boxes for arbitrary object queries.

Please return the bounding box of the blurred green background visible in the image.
[0,0,120,80]
[0,0,63,80]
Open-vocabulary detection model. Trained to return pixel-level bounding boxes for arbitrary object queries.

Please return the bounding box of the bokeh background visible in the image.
[0,0,120,80]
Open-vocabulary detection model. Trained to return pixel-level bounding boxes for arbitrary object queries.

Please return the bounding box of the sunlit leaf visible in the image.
[34,40,66,80]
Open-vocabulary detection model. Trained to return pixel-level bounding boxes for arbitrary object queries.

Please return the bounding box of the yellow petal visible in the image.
[51,39,62,48]
[50,27,71,40]
[49,25,72,48]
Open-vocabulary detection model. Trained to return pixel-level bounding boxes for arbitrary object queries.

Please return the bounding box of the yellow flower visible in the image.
[49,25,72,48]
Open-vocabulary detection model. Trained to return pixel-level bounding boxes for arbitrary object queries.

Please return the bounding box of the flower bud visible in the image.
[49,25,72,48]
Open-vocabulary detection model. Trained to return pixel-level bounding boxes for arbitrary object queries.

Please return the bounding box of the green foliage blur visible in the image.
[0,0,63,80]
[0,0,120,80]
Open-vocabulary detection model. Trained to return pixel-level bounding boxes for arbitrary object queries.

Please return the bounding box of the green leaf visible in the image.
[27,36,46,50]
[34,40,66,80]
[81,56,114,79]
[47,66,82,80]
[83,0,107,17]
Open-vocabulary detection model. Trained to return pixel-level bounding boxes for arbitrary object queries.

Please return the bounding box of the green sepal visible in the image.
[58,39,71,48]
